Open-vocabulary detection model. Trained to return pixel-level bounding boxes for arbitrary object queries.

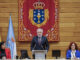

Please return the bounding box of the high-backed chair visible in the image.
[20,50,30,59]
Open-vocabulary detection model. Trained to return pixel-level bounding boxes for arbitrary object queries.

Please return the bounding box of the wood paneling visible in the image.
[0,0,80,59]
[0,8,18,13]
[0,3,18,8]
[60,8,80,13]
[60,23,75,27]
[0,0,17,3]
[60,2,80,8]
[0,27,18,32]
[60,36,80,42]
[60,13,80,18]
[60,18,80,23]
[60,0,80,2]
[0,23,18,27]
[0,13,18,17]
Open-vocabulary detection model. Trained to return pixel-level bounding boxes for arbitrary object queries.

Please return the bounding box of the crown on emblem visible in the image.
[33,1,45,9]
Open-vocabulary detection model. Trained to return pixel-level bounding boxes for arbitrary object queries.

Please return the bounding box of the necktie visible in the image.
[38,37,41,45]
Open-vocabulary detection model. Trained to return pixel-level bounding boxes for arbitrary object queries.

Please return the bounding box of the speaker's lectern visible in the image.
[32,50,47,59]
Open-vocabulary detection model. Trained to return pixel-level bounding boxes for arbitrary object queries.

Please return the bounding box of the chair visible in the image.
[52,50,61,59]
[20,50,30,59]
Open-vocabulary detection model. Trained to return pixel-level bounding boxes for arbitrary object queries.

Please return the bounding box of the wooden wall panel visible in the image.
[0,0,17,3]
[0,13,18,17]
[60,13,80,18]
[60,0,80,2]
[60,18,80,23]
[60,23,75,27]
[0,23,18,27]
[0,8,18,13]
[0,3,18,8]
[60,8,80,13]
[0,0,80,59]
[60,2,80,8]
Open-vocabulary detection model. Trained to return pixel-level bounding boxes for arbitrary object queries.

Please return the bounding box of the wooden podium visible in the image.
[32,50,47,59]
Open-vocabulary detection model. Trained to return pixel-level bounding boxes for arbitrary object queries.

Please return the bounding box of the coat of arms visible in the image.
[29,0,49,27]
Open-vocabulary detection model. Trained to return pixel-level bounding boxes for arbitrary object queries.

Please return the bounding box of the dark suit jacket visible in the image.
[31,36,49,51]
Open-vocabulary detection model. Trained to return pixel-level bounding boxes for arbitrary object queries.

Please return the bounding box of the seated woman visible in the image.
[66,42,80,59]
[0,42,11,59]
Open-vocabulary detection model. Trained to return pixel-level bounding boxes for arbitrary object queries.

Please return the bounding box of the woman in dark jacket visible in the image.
[0,42,11,59]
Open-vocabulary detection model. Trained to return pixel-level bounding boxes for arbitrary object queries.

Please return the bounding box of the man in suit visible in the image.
[31,28,49,59]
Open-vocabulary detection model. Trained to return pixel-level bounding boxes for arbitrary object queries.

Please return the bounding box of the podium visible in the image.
[32,50,47,59]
